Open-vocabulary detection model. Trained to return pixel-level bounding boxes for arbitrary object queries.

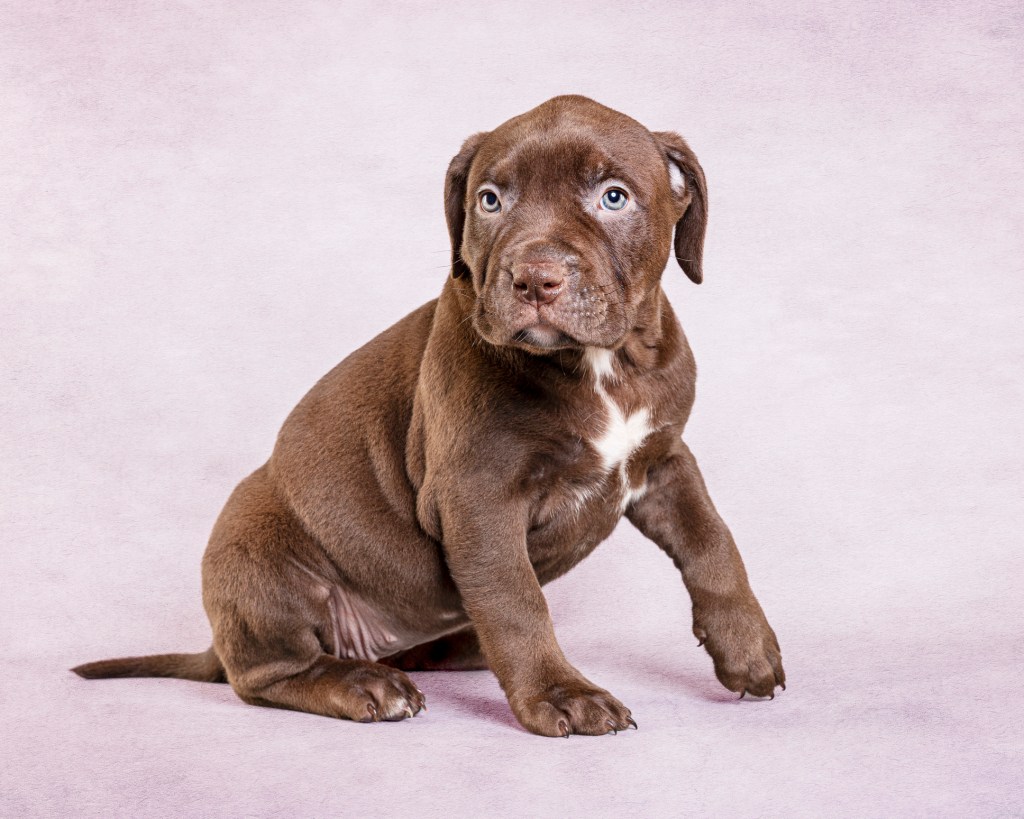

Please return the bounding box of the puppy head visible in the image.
[445,95,707,353]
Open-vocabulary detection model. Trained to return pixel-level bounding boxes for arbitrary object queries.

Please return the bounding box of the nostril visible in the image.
[510,263,566,305]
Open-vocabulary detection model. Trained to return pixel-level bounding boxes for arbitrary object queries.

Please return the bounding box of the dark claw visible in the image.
[606,720,617,736]
[769,692,775,700]
[739,691,746,700]
[697,639,706,647]
[781,682,786,691]
[626,716,638,730]
[558,719,570,738]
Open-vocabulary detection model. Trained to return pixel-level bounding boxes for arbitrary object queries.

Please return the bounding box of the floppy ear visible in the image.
[653,131,708,284]
[444,132,488,280]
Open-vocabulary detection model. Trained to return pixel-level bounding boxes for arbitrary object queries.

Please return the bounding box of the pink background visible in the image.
[2,1,1021,816]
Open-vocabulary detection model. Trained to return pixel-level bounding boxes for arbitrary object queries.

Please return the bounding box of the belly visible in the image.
[326,581,468,661]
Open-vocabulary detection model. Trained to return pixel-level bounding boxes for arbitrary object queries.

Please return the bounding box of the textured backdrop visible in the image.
[2,1,1022,816]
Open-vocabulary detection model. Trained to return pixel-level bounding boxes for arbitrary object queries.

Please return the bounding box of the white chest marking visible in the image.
[583,348,651,508]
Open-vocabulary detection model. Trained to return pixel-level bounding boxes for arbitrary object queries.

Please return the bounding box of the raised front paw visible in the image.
[693,597,785,698]
[511,678,636,737]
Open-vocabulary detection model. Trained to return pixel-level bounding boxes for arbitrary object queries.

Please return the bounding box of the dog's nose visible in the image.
[511,262,565,306]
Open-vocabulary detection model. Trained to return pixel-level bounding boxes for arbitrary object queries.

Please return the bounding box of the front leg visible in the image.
[627,440,785,698]
[440,492,635,736]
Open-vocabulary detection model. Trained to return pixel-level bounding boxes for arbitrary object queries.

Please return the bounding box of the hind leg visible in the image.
[202,466,424,722]
[381,628,487,671]
[242,654,425,722]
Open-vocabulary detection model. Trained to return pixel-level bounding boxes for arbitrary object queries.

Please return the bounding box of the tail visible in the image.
[71,646,225,683]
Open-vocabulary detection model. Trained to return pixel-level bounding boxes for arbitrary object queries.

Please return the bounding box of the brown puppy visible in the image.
[74,95,785,737]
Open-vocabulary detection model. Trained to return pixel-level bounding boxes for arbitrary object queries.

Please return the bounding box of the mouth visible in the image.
[512,322,577,350]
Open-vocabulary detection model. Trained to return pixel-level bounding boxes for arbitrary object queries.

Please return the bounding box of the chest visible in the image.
[526,349,657,572]
[578,346,654,497]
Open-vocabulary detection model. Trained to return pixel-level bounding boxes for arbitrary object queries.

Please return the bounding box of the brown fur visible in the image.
[73,96,784,736]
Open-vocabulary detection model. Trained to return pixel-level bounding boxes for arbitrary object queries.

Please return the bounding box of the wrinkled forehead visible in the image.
[470,113,666,194]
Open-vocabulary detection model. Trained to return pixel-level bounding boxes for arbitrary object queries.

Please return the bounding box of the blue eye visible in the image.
[480,190,501,213]
[600,188,629,210]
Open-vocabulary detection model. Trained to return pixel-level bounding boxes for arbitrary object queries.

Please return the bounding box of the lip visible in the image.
[511,323,576,349]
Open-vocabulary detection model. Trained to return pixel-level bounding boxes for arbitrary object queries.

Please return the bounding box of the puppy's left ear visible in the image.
[653,131,708,284]
[444,131,488,280]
